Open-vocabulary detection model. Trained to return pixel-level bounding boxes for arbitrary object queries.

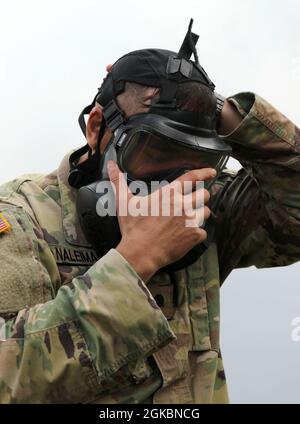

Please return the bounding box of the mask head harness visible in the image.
[69,19,232,272]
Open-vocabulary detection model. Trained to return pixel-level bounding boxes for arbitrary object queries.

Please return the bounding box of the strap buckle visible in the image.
[103,100,125,131]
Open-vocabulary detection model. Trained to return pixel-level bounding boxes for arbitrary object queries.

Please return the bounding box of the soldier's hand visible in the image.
[107,161,216,282]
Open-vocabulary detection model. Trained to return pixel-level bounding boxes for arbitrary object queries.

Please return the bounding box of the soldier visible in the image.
[0,23,299,404]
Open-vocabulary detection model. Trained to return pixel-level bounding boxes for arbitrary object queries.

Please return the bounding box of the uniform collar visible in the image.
[57,151,91,248]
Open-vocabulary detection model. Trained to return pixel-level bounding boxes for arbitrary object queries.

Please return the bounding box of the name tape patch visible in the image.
[50,245,98,266]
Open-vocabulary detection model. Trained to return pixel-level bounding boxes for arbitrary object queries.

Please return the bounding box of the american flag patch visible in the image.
[0,213,11,234]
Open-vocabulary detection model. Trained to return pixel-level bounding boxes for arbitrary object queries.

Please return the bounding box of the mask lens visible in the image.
[119,130,228,182]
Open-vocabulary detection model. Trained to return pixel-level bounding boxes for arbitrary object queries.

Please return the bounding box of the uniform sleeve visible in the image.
[0,205,175,404]
[214,92,300,283]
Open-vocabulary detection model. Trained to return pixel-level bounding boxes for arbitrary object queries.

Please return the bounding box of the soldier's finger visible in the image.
[107,161,132,213]
[174,168,217,192]
[189,188,210,209]
[185,206,211,227]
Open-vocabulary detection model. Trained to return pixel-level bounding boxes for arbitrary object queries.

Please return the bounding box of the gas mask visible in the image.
[69,20,232,272]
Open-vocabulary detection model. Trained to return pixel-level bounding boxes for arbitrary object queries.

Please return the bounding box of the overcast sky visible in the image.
[0,0,300,403]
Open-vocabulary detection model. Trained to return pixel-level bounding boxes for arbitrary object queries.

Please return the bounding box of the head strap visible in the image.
[178,18,199,63]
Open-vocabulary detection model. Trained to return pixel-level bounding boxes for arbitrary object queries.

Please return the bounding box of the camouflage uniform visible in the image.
[0,92,299,403]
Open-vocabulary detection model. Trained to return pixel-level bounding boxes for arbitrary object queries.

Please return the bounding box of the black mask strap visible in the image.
[78,92,99,137]
[178,19,199,63]
[68,119,106,189]
[178,19,215,89]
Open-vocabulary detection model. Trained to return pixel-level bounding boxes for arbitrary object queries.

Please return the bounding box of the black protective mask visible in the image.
[75,113,231,272]
[70,19,232,272]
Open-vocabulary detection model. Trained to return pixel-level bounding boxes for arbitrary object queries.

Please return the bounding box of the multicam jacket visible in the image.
[0,92,299,404]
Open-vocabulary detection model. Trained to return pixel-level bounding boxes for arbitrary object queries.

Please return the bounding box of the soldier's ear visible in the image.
[86,105,103,152]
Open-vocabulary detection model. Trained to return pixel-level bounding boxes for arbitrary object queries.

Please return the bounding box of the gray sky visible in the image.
[0,0,300,403]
